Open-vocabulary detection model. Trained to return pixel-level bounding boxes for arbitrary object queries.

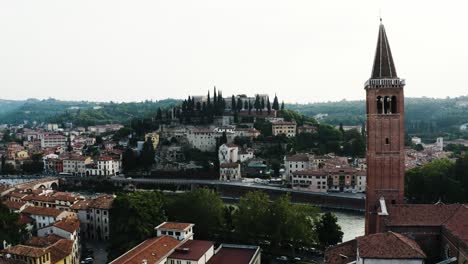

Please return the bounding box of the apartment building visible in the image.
[271,121,297,137]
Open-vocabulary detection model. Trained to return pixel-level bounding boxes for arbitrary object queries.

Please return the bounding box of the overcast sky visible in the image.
[0,0,467,103]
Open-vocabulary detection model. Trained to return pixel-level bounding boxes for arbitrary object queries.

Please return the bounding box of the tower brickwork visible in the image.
[365,22,406,235]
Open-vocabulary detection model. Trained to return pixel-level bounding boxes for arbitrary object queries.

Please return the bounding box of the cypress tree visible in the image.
[267,98,271,114]
[237,98,243,112]
[273,94,279,110]
[231,95,236,112]
[281,101,285,110]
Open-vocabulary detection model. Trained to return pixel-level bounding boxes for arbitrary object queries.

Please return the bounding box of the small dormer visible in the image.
[155,222,194,241]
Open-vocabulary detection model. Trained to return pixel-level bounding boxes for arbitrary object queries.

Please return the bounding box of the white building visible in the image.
[239,148,255,162]
[62,154,92,176]
[85,155,121,177]
[155,222,194,241]
[187,129,234,152]
[219,163,241,181]
[218,143,239,164]
[37,217,81,264]
[411,137,422,145]
[40,134,67,148]
[291,170,328,193]
[22,206,75,229]
[70,195,114,240]
[284,153,312,180]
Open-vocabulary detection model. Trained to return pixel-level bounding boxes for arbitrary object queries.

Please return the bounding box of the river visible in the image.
[331,210,365,242]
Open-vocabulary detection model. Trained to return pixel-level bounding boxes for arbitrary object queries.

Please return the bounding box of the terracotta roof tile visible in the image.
[324,239,357,264]
[286,154,309,162]
[17,213,34,225]
[169,240,213,261]
[356,232,426,259]
[2,200,26,210]
[22,206,62,217]
[220,162,239,169]
[443,204,468,246]
[1,245,48,258]
[207,246,258,264]
[158,222,193,231]
[110,236,180,264]
[386,204,461,227]
[52,217,80,233]
[48,239,73,263]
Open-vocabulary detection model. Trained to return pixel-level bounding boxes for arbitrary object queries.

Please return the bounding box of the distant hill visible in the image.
[1,96,467,140]
[287,96,468,138]
[0,98,181,126]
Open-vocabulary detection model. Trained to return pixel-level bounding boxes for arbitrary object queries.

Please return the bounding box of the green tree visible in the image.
[315,212,343,249]
[122,148,137,173]
[139,139,155,171]
[272,95,279,110]
[281,101,285,110]
[166,188,224,240]
[234,191,271,243]
[414,143,424,151]
[267,98,271,114]
[0,202,27,249]
[254,95,261,112]
[109,191,166,260]
[405,159,465,203]
[231,95,236,112]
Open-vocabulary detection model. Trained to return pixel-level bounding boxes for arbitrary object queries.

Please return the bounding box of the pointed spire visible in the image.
[371,21,398,79]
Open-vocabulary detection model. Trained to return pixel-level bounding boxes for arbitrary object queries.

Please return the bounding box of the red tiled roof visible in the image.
[207,246,258,264]
[17,213,34,225]
[220,162,239,169]
[385,204,462,227]
[49,239,73,263]
[69,200,90,210]
[356,232,426,259]
[2,200,26,210]
[53,217,80,233]
[442,204,468,246]
[90,195,114,209]
[22,206,62,217]
[1,245,49,258]
[324,239,357,264]
[169,240,213,261]
[158,222,193,231]
[286,154,309,162]
[110,236,181,264]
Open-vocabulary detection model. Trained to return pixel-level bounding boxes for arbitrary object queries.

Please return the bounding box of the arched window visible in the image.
[377,96,383,114]
[391,96,398,113]
[384,96,390,114]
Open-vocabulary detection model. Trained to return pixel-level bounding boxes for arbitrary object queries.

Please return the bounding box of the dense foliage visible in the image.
[315,212,343,250]
[405,153,468,203]
[287,96,468,140]
[0,98,180,126]
[109,191,167,259]
[0,202,27,249]
[108,189,337,260]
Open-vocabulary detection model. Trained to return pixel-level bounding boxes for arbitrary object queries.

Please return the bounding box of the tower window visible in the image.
[385,138,389,144]
[391,96,398,113]
[384,96,390,114]
[377,96,383,114]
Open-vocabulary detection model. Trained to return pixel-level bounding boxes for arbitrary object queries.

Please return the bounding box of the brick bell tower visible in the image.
[365,20,406,235]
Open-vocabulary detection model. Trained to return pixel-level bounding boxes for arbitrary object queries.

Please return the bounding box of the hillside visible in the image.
[287,96,468,139]
[0,98,181,126]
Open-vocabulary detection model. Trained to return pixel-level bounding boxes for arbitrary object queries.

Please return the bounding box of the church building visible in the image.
[325,21,468,264]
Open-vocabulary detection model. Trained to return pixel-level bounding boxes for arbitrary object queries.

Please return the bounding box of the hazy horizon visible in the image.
[1,0,467,103]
